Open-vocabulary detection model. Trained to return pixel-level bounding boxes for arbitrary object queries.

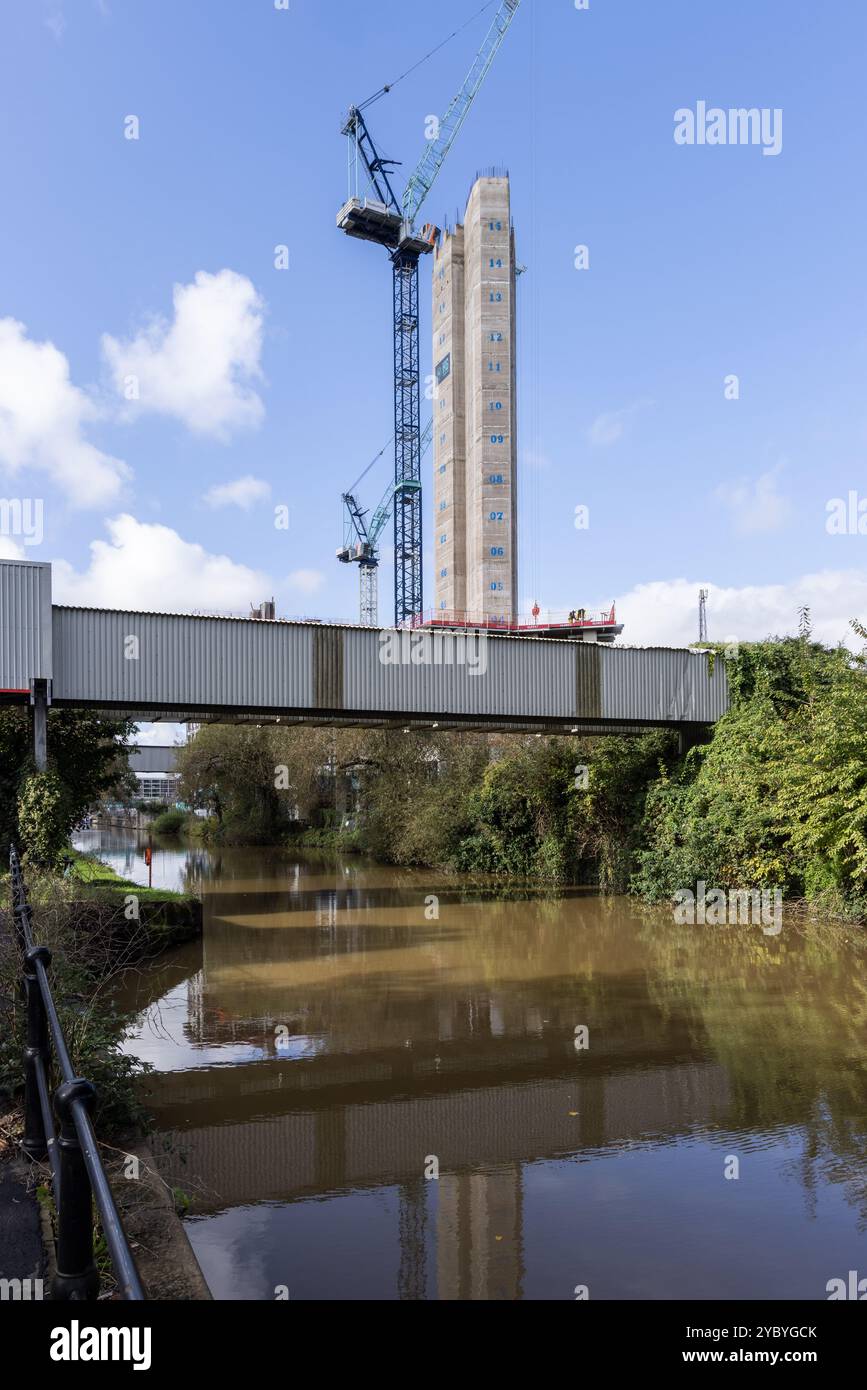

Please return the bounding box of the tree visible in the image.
[0,708,135,865]
[632,630,867,912]
[175,724,372,840]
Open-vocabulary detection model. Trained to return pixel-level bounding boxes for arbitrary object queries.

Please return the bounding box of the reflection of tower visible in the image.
[187,969,205,1044]
[436,1165,523,1300]
[315,890,338,936]
[398,1180,428,1301]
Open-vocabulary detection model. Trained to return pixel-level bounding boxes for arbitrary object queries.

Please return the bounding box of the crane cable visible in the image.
[357,0,499,112]
[347,438,394,497]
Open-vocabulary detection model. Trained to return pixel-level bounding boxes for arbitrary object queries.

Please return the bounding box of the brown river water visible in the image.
[77,829,867,1301]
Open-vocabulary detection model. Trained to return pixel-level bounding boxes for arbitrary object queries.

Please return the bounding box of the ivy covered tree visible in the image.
[0,708,135,866]
[632,625,867,914]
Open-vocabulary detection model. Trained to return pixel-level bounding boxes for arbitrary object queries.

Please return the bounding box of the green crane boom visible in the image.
[403,0,522,227]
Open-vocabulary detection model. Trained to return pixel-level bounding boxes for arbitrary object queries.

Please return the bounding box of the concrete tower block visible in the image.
[464,177,517,621]
[432,226,467,616]
[431,176,518,623]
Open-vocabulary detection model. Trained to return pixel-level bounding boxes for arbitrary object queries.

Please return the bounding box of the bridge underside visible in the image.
[12,695,711,741]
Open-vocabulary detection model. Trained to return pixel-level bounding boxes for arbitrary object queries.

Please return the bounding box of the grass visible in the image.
[65,850,195,904]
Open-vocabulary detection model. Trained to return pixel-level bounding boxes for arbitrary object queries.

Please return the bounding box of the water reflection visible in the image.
[107,834,867,1301]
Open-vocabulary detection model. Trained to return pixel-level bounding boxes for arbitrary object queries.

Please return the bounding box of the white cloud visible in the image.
[587,399,652,448]
[0,317,128,507]
[52,514,269,613]
[102,270,266,439]
[714,466,792,534]
[614,571,867,649]
[131,724,186,747]
[203,475,271,510]
[287,569,324,596]
[0,537,25,560]
[44,11,66,42]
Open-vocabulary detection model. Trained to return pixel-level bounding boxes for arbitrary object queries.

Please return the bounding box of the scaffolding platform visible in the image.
[410,608,624,644]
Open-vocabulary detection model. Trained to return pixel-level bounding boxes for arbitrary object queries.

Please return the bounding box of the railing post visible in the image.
[52,1078,99,1301]
[10,852,29,953]
[21,945,51,1160]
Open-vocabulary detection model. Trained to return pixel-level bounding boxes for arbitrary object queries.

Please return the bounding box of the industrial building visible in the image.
[433,175,518,622]
[127,744,180,803]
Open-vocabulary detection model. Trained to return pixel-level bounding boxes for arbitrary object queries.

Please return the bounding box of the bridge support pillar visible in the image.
[30,678,50,771]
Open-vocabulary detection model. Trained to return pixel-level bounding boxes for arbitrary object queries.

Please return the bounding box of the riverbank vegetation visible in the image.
[0,708,134,868]
[150,808,187,836]
[172,623,866,919]
[1,850,200,1103]
[0,883,151,1128]
[632,624,867,917]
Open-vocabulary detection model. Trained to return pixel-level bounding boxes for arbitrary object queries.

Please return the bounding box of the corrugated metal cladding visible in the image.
[127,745,178,773]
[0,561,52,688]
[601,647,728,723]
[48,604,729,725]
[343,628,581,718]
[52,609,313,709]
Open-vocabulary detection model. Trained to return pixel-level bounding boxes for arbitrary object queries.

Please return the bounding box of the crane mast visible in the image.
[337,0,522,627]
[338,420,433,627]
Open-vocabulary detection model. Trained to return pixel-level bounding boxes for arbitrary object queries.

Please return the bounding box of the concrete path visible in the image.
[0,1156,44,1296]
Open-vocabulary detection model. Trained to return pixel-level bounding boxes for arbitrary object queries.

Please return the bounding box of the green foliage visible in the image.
[177,723,376,844]
[151,809,187,835]
[16,768,70,867]
[632,630,867,912]
[0,894,150,1128]
[290,826,365,853]
[571,731,679,891]
[361,731,488,866]
[0,707,134,859]
[451,739,580,880]
[177,724,310,841]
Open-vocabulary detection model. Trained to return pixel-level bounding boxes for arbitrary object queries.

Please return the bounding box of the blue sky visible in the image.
[1,0,866,656]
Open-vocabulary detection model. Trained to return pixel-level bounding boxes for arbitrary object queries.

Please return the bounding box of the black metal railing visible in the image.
[8,845,145,1300]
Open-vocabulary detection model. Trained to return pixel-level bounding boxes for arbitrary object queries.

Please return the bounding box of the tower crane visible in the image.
[338,419,433,627]
[337,0,522,626]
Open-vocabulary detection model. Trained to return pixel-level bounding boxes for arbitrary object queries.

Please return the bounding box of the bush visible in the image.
[151,809,187,835]
[17,769,69,868]
[631,631,867,913]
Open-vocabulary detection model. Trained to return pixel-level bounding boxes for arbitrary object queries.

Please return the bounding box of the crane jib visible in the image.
[402,0,522,226]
